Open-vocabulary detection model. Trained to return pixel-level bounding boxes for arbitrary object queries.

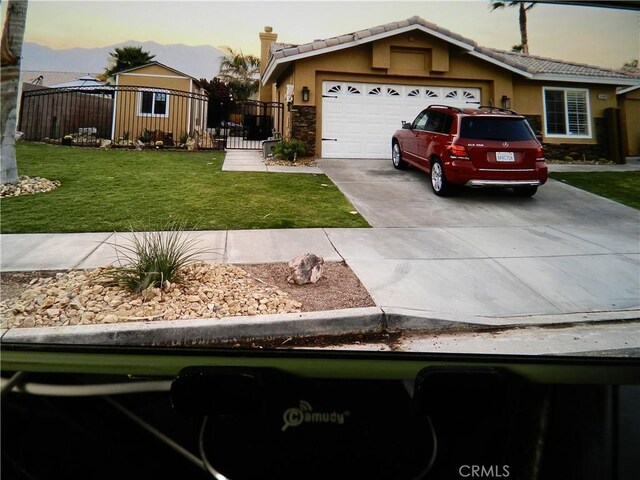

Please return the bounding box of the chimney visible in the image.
[259,26,278,76]
[259,26,278,103]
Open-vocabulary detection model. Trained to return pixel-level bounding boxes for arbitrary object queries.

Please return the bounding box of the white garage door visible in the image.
[321,81,481,159]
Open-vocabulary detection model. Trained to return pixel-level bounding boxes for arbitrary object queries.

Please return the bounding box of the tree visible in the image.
[1,0,28,185]
[623,59,638,69]
[490,1,535,54]
[199,77,232,128]
[105,46,155,78]
[217,47,260,101]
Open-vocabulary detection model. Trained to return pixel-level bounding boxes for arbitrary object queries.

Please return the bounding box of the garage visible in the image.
[321,81,480,159]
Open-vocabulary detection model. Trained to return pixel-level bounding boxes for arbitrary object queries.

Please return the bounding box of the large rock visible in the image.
[99,139,112,150]
[287,253,324,285]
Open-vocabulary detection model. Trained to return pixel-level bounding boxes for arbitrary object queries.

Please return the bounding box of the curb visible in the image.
[2,307,638,347]
[1,307,384,347]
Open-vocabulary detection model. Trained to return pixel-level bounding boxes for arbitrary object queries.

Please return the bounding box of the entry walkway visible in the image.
[222,150,323,174]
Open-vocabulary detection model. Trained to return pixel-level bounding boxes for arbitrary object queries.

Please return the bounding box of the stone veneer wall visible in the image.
[525,115,609,161]
[291,106,317,156]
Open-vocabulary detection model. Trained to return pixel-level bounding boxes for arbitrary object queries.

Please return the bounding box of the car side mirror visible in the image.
[402,121,412,130]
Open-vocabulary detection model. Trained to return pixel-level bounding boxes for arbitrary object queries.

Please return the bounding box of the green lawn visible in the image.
[1,143,369,233]
[549,171,640,210]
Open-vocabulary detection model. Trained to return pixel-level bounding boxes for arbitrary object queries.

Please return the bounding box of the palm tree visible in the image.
[1,0,28,185]
[217,47,260,101]
[105,46,155,78]
[491,1,535,54]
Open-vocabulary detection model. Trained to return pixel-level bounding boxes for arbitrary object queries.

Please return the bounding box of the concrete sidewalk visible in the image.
[2,226,638,321]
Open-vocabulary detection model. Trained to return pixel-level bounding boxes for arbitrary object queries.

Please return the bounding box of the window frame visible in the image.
[137,89,170,118]
[542,87,591,139]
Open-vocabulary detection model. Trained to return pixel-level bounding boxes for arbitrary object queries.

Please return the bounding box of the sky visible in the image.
[12,0,640,69]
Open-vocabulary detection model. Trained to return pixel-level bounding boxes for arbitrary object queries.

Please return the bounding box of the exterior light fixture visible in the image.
[302,86,310,102]
[501,95,511,109]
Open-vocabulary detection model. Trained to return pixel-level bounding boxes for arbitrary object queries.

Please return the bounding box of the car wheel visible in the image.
[513,186,538,197]
[392,142,407,170]
[431,158,451,196]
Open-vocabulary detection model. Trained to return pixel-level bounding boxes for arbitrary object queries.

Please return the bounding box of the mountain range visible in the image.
[21,41,226,80]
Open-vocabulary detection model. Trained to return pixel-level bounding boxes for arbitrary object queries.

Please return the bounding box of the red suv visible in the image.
[391,105,548,197]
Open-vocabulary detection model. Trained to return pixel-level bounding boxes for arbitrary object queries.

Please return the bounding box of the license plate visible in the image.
[496,152,515,162]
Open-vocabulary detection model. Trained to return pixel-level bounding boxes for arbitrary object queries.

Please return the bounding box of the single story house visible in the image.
[259,16,640,160]
[110,62,208,145]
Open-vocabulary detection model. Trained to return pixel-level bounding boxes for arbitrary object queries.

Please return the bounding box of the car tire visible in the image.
[430,158,452,196]
[392,142,407,170]
[513,186,538,197]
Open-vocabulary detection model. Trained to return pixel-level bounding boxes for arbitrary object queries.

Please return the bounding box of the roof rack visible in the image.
[427,104,463,113]
[477,105,519,115]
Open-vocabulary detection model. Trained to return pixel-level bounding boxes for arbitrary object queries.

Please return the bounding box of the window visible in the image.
[139,91,168,117]
[543,88,590,137]
[412,111,429,130]
[460,117,536,141]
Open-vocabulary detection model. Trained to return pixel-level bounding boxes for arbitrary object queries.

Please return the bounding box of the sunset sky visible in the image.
[13,0,640,69]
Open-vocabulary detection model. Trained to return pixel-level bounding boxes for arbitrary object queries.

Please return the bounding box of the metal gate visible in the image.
[216,100,284,150]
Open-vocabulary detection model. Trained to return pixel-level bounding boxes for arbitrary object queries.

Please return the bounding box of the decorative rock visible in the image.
[287,253,324,285]
[1,176,61,198]
[100,139,112,150]
[0,262,302,329]
[186,137,198,151]
[134,139,145,151]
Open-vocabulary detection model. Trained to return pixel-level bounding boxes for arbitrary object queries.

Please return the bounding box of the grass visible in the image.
[1,143,369,233]
[549,171,640,210]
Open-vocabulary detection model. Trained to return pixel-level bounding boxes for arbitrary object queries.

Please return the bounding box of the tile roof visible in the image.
[264,16,640,85]
[479,48,638,80]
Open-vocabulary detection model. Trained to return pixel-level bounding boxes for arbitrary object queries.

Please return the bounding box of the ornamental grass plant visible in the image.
[102,221,209,293]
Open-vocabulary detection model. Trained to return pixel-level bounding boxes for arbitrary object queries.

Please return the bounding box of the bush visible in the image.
[138,129,152,143]
[272,139,307,162]
[101,221,208,293]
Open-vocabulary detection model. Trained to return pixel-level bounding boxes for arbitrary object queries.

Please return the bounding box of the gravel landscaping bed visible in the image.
[1,176,61,198]
[264,156,317,167]
[0,262,374,329]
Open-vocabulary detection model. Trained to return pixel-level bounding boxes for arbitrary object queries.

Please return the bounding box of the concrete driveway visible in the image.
[319,158,639,228]
[319,158,640,321]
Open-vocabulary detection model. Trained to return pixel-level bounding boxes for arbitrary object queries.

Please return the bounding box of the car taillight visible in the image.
[536,146,545,160]
[448,144,468,158]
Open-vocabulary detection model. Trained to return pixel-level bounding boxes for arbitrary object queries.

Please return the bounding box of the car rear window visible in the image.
[460,117,536,141]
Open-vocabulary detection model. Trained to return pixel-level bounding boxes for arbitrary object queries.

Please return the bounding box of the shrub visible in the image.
[272,139,307,162]
[138,129,152,143]
[101,221,208,293]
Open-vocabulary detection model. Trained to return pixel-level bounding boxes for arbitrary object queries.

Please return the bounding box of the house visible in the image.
[259,16,640,160]
[110,62,208,145]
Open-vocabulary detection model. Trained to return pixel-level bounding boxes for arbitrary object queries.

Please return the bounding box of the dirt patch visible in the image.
[0,262,374,329]
[242,262,374,313]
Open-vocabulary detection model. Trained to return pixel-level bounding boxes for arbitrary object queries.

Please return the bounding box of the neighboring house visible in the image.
[618,85,640,157]
[110,62,207,145]
[259,16,640,160]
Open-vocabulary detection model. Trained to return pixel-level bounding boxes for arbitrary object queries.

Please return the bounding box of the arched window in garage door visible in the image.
[444,89,480,105]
